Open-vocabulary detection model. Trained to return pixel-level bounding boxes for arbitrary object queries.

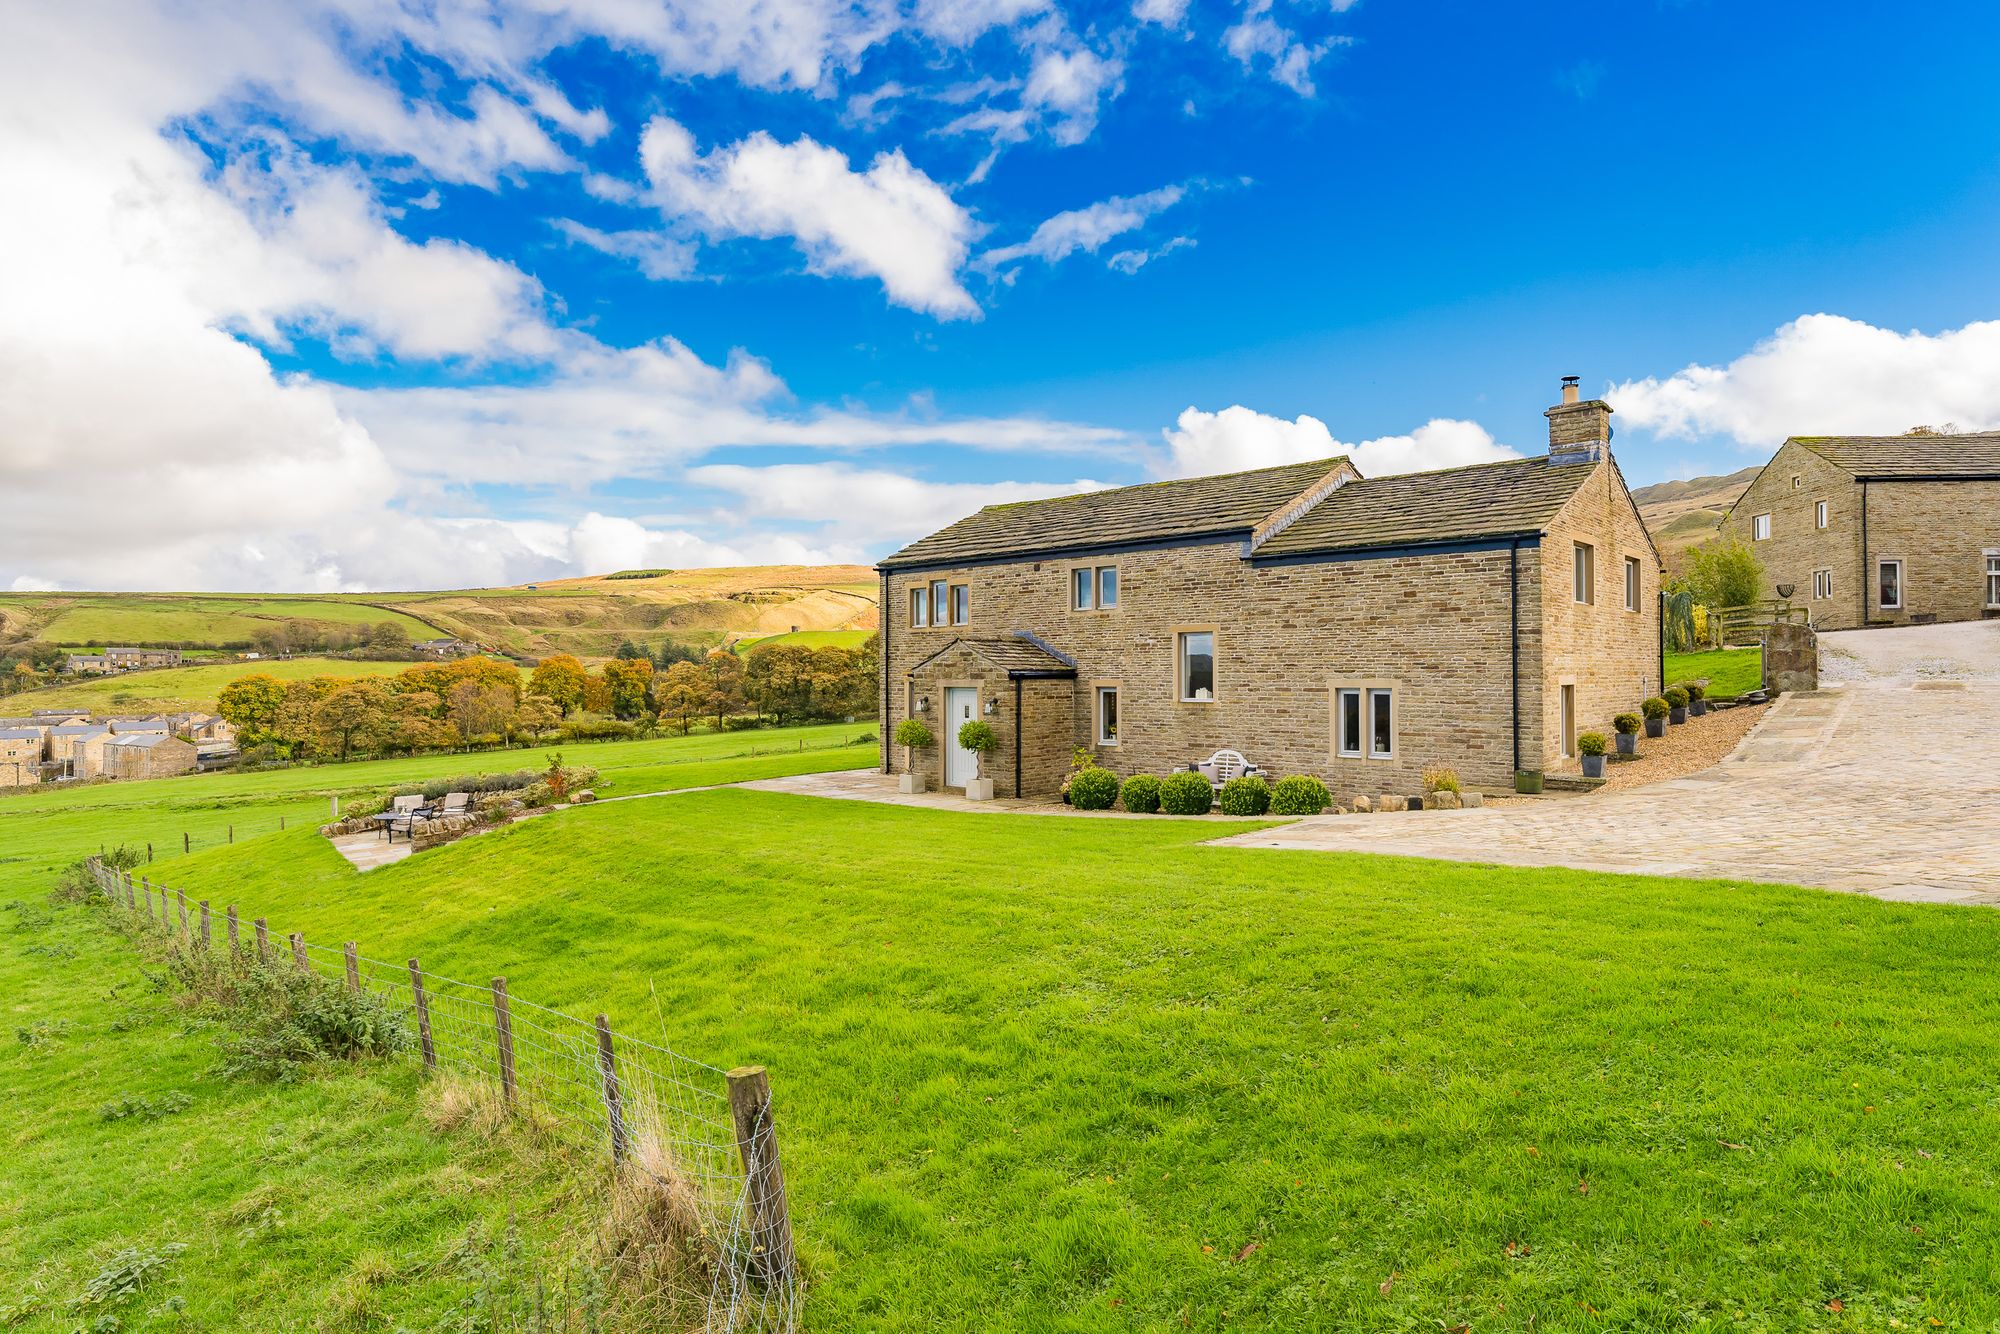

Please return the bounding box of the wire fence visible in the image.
[87,859,800,1333]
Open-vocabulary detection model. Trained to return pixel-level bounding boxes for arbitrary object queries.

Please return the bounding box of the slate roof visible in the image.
[1793,433,2000,478]
[908,637,1079,678]
[879,458,1349,569]
[1252,455,1599,558]
[107,733,181,749]
[0,728,46,741]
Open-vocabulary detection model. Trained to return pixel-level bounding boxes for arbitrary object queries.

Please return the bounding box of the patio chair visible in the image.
[1192,749,1260,788]
[437,791,470,817]
[386,794,424,842]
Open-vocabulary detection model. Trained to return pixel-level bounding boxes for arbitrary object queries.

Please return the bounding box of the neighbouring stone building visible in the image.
[46,723,111,778]
[99,732,198,781]
[877,379,1664,797]
[1721,434,2000,630]
[66,647,184,674]
[0,728,46,787]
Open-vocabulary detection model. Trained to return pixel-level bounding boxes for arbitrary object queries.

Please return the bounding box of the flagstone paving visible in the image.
[1211,621,2000,905]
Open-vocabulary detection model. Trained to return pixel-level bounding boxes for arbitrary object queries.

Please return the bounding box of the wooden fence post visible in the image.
[183,832,189,854]
[124,875,135,911]
[140,878,153,922]
[254,917,270,962]
[225,905,239,953]
[594,1014,628,1164]
[492,977,517,1105]
[726,1066,798,1287]
[197,901,211,950]
[289,932,308,971]
[176,888,188,935]
[408,960,436,1070]
[344,942,360,992]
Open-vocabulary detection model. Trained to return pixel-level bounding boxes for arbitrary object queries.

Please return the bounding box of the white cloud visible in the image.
[640,116,981,318]
[980,185,1187,271]
[554,219,700,281]
[688,462,1105,543]
[1134,0,1191,26]
[913,0,1052,45]
[1160,407,1519,479]
[1223,0,1350,97]
[1106,236,1195,273]
[1023,45,1125,145]
[1610,314,2000,448]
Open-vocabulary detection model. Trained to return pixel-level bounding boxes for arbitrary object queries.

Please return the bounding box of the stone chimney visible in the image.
[1544,375,1612,463]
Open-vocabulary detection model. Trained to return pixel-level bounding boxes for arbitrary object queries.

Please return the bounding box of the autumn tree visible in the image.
[653,660,708,736]
[216,673,288,742]
[447,680,514,744]
[515,694,562,737]
[703,648,748,730]
[313,681,390,761]
[527,653,588,716]
[601,657,654,720]
[368,621,412,653]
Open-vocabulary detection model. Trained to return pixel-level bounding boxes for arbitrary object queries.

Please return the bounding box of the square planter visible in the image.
[964,777,995,801]
[1514,770,1544,794]
[898,773,927,795]
[1690,698,1710,717]
[1644,717,1666,738]
[1614,732,1637,756]
[1669,706,1688,725]
[1581,753,1606,779]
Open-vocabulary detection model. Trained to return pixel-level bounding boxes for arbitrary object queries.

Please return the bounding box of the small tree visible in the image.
[652,660,709,736]
[956,720,999,781]
[893,718,933,769]
[1686,537,1764,614]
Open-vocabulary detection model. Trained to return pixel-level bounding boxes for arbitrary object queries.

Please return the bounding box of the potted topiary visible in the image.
[1159,770,1215,815]
[956,720,999,800]
[1612,712,1642,757]
[1068,765,1121,811]
[1577,730,1608,778]
[1641,696,1669,738]
[1687,681,1710,717]
[1218,774,1272,816]
[1269,774,1332,816]
[1664,685,1690,725]
[1120,774,1163,814]
[892,718,933,794]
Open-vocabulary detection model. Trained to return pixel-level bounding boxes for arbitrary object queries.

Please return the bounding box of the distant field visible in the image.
[4,657,437,716]
[735,629,875,654]
[0,594,438,649]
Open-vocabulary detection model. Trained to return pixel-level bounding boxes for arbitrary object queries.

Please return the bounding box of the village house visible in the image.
[105,715,171,734]
[66,647,185,674]
[414,637,476,658]
[45,723,111,778]
[1721,434,2000,630]
[99,732,198,781]
[877,379,1663,797]
[0,727,46,787]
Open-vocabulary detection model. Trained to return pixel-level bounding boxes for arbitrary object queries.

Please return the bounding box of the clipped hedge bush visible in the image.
[893,718,934,750]
[1641,696,1670,720]
[1269,774,1331,815]
[1120,774,1163,814]
[1664,685,1690,708]
[1613,712,1642,735]
[1578,730,1608,757]
[1217,774,1272,816]
[1068,766,1121,811]
[1159,771,1214,815]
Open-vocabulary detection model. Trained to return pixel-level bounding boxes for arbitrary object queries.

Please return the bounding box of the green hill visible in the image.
[2,657,516,717]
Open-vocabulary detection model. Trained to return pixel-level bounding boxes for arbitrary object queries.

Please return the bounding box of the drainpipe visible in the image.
[1509,539,1521,777]
[1013,677,1023,799]
[1858,480,1870,628]
[1657,587,1665,698]
[879,571,891,774]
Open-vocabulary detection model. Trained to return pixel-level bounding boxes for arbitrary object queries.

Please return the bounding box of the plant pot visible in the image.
[1614,733,1637,756]
[964,777,995,801]
[897,772,926,795]
[1690,699,1709,717]
[1669,706,1688,725]
[1514,770,1543,795]
[1581,753,1606,778]
[1644,717,1665,739]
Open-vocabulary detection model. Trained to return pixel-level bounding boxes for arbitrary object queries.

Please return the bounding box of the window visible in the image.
[1816,500,1829,529]
[1791,475,1801,489]
[1179,631,1215,702]
[1560,684,1576,758]
[1623,556,1641,612]
[1751,513,1771,541]
[1336,688,1362,758]
[1073,565,1117,610]
[949,584,969,626]
[1812,568,1834,600]
[1095,686,1119,745]
[1572,542,1594,605]
[930,580,948,625]
[1878,559,1903,611]
[909,587,929,627]
[1368,688,1394,758]
[1986,551,2000,608]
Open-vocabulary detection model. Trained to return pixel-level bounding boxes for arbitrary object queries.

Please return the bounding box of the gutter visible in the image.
[879,570,891,774]
[1013,677,1022,799]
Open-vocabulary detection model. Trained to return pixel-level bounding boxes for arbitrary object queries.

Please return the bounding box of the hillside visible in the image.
[2,656,517,717]
[0,565,880,662]
[1631,465,1761,561]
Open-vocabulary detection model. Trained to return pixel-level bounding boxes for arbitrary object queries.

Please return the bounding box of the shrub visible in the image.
[98,1091,193,1122]
[1664,686,1690,708]
[892,719,933,751]
[1420,765,1462,795]
[1218,774,1272,816]
[1686,536,1764,611]
[1269,775,1332,816]
[1641,696,1670,720]
[1684,681,1707,700]
[393,769,540,802]
[1578,731,1608,757]
[1613,712,1642,735]
[1120,774,1163,814]
[1067,766,1121,811]
[165,944,411,1083]
[1159,771,1214,815]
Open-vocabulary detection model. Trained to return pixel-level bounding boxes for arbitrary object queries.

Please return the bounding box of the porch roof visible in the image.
[907,636,1078,679]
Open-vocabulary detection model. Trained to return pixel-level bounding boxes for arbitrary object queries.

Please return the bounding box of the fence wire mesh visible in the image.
[91,861,800,1333]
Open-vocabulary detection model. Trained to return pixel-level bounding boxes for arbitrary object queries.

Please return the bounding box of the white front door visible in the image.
[944,687,978,787]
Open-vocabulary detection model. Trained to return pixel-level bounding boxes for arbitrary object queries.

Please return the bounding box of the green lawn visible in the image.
[32,790,1991,1332]
[6,655,427,716]
[734,629,876,654]
[1666,645,1764,700]
[3,594,441,648]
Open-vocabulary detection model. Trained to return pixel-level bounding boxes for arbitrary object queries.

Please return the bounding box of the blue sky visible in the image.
[7,1,2000,591]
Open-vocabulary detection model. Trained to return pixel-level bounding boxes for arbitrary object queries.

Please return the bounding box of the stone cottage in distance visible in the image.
[877,379,1663,797]
[1720,433,2000,630]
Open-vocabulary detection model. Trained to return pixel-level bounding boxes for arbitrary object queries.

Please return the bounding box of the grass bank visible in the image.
[1666,645,1763,699]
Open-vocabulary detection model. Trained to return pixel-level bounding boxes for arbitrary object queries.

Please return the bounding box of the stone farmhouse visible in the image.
[877,380,1663,797]
[99,732,198,781]
[66,647,185,674]
[1721,434,2000,630]
[0,728,45,787]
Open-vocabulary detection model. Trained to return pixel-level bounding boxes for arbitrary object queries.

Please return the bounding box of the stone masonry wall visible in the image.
[1863,480,2000,626]
[1720,441,1864,629]
[1538,461,1665,771]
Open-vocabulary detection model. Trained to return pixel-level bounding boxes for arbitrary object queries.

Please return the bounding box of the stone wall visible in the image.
[1763,622,1818,693]
[1720,441,1864,629]
[1863,480,2000,626]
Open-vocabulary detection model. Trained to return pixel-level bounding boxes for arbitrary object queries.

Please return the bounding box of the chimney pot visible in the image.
[1560,375,1580,405]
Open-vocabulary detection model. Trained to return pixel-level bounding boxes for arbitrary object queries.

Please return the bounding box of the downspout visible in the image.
[1509,539,1521,778]
[1858,479,1870,627]
[1657,587,1665,698]
[1013,676,1023,799]
[879,571,891,774]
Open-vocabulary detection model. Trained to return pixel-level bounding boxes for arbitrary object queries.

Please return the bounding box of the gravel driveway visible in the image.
[1215,620,2000,905]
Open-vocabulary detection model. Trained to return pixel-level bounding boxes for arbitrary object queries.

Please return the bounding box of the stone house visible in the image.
[877,380,1663,797]
[106,716,171,734]
[47,723,110,778]
[100,732,198,781]
[1720,434,2000,630]
[0,727,47,787]
[104,647,184,670]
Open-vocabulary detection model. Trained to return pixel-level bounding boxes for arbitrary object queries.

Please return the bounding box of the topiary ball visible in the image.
[1067,766,1121,811]
[1217,774,1272,816]
[1269,774,1331,816]
[1119,773,1163,814]
[1159,770,1215,815]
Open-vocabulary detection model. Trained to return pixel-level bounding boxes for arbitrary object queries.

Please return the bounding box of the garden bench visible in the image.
[1189,749,1261,789]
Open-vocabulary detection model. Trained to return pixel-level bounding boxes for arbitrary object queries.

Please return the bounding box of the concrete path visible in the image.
[1211,621,2000,906]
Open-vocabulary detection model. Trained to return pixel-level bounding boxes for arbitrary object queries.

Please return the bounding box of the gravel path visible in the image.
[1593,701,1769,793]
[1820,619,2000,684]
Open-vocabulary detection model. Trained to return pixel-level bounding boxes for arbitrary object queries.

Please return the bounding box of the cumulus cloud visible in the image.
[640,116,981,318]
[553,219,700,281]
[1160,407,1519,479]
[1610,314,2000,448]
[980,185,1187,271]
[688,462,1108,543]
[1223,0,1352,97]
[1134,0,1192,26]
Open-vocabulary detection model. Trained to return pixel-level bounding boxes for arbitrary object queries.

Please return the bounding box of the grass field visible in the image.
[10,786,1988,1331]
[3,656,428,716]
[733,629,876,654]
[1666,646,1764,699]
[0,594,439,648]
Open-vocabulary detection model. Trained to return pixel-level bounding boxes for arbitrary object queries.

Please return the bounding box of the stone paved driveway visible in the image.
[1212,621,2000,905]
